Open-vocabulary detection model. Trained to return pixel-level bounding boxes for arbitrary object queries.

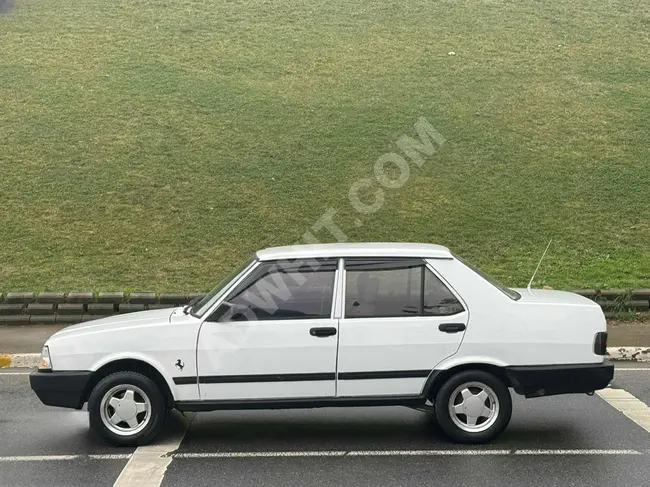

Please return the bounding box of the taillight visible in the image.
[594,332,607,355]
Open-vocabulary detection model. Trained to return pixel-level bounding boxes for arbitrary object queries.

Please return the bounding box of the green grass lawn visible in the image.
[1,0,649,292]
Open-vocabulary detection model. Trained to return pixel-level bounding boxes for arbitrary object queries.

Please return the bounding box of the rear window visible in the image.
[454,255,521,301]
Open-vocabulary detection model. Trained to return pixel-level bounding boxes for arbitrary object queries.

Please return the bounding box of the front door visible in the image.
[197,258,340,400]
[336,258,468,397]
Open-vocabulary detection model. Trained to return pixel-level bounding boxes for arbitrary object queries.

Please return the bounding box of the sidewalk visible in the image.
[2,320,650,354]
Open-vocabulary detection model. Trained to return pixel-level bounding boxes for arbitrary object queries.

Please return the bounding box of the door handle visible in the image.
[310,327,337,337]
[438,323,466,333]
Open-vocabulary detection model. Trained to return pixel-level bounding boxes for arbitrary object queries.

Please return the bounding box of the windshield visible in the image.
[454,254,521,301]
[191,256,256,317]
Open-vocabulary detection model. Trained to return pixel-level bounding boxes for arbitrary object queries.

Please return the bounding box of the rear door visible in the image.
[336,258,468,397]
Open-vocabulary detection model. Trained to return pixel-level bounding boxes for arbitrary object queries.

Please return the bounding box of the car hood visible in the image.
[48,307,181,342]
[512,288,600,307]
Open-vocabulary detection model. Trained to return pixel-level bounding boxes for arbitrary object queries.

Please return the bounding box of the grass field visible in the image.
[1,0,649,292]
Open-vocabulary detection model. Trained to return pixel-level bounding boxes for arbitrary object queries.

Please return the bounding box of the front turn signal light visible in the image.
[40,345,52,370]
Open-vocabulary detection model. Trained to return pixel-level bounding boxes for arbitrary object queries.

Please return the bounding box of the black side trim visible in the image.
[338,370,431,380]
[176,395,425,412]
[174,376,198,385]
[29,370,92,410]
[505,362,614,398]
[174,370,433,385]
[173,372,336,385]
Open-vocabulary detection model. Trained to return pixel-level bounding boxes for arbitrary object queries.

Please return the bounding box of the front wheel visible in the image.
[434,370,512,444]
[88,371,167,446]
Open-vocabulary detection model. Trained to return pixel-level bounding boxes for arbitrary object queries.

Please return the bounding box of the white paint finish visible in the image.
[336,261,467,397]
[33,243,612,420]
[112,413,193,487]
[338,378,426,397]
[201,381,336,400]
[337,313,467,396]
[197,319,338,399]
[428,258,607,370]
[597,387,650,433]
[256,243,452,262]
[46,311,202,401]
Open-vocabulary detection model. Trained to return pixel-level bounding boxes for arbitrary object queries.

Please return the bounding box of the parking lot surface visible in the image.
[2,365,650,486]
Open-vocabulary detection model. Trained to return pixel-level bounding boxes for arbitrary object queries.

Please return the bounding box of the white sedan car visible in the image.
[30,243,613,445]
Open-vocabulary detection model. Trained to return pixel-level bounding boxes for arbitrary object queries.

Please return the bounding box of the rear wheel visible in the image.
[434,369,512,444]
[88,371,166,446]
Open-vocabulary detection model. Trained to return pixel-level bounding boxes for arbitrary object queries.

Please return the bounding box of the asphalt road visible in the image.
[1,366,650,487]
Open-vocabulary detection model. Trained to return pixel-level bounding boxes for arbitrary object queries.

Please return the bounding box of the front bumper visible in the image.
[505,362,614,398]
[29,370,92,409]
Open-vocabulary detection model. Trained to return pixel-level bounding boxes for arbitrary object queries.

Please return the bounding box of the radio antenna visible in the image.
[527,239,553,291]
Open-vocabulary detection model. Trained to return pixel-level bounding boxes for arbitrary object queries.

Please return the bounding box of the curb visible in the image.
[605,347,650,362]
[1,348,650,369]
[0,353,40,368]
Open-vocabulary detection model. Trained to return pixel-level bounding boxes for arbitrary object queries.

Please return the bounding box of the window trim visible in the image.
[207,258,340,323]
[341,257,467,320]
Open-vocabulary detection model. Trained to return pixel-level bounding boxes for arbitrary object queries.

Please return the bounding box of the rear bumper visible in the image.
[29,370,92,409]
[505,362,614,398]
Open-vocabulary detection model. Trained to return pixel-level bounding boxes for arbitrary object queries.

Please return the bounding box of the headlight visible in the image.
[40,345,52,370]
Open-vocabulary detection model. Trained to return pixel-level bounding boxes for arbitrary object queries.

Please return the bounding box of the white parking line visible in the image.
[597,387,650,433]
[174,451,348,458]
[0,454,132,462]
[112,412,194,487]
[345,449,512,456]
[0,449,643,463]
[514,449,642,455]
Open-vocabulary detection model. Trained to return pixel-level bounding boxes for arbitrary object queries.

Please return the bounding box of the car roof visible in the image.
[256,242,453,261]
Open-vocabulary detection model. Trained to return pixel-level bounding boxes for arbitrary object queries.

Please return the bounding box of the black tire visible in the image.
[88,371,167,447]
[434,369,512,444]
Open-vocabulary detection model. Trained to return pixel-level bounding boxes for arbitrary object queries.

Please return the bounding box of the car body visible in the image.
[30,242,613,445]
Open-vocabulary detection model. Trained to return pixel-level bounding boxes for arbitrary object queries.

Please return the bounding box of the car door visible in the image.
[196,258,340,400]
[336,258,468,397]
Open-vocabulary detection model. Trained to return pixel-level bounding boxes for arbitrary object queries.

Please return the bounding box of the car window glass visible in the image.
[211,259,337,321]
[423,268,465,316]
[345,260,423,318]
[344,259,464,318]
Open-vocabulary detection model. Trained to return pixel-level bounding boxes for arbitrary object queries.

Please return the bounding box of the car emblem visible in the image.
[175,359,185,371]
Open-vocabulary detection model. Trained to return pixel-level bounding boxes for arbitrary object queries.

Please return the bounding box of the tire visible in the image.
[434,369,512,444]
[88,371,167,447]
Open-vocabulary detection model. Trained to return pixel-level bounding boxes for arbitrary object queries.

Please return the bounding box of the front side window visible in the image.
[344,259,464,318]
[210,259,337,322]
[192,256,256,317]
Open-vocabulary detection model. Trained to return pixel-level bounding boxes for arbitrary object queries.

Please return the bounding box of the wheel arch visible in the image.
[82,358,174,407]
[422,362,513,400]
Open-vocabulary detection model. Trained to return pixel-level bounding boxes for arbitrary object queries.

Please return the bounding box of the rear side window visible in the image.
[211,259,337,321]
[344,259,464,318]
[424,268,465,316]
